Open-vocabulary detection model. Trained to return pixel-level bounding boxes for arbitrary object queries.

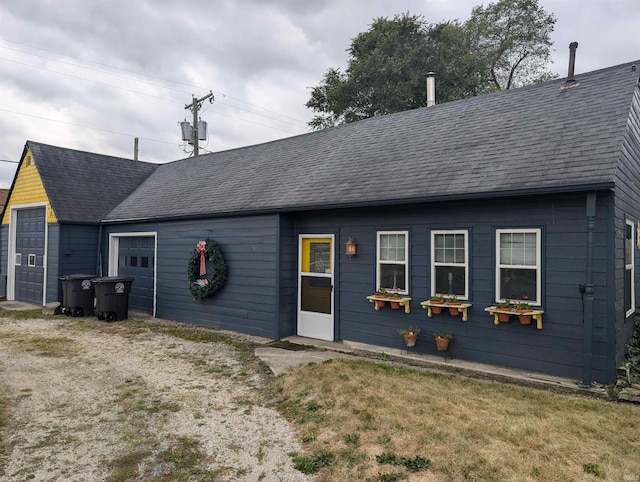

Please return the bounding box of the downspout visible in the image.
[580,192,596,387]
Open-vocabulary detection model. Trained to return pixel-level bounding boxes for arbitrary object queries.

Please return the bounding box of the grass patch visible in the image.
[6,334,81,358]
[272,359,640,481]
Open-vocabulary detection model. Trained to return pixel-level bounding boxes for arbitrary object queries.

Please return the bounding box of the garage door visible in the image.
[15,207,46,304]
[117,236,155,313]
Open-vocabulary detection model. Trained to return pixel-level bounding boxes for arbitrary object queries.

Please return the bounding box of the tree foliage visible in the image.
[466,0,556,90]
[307,0,557,129]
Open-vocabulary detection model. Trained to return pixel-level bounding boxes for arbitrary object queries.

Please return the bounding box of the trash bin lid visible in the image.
[59,274,98,281]
[91,276,134,283]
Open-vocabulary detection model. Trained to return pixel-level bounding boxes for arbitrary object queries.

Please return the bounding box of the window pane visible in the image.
[141,257,149,268]
[434,233,465,265]
[626,269,632,312]
[309,242,331,273]
[500,232,536,266]
[301,276,331,314]
[626,225,633,263]
[130,256,138,267]
[380,234,405,262]
[435,266,465,296]
[380,264,406,291]
[500,268,536,301]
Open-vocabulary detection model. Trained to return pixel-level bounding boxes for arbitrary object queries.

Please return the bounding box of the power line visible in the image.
[0,56,307,134]
[0,108,179,146]
[0,37,309,126]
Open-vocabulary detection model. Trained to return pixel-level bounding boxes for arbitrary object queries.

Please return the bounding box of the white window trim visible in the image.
[431,230,469,299]
[108,232,157,317]
[626,219,635,317]
[495,228,541,305]
[27,254,36,267]
[376,230,409,294]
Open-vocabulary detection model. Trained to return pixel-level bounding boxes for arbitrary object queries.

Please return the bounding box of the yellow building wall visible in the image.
[1,149,57,225]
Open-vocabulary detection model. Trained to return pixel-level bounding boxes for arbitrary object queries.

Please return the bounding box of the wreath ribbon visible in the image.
[196,240,207,276]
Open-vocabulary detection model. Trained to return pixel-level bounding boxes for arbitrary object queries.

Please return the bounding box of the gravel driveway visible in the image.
[0,316,312,481]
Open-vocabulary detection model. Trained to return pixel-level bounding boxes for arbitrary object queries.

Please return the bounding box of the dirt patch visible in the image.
[0,317,312,481]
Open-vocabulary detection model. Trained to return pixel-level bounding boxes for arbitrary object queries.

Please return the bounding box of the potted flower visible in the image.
[398,326,421,347]
[444,295,461,316]
[515,301,533,324]
[389,291,403,309]
[374,289,388,308]
[495,299,512,322]
[430,294,444,314]
[433,332,452,351]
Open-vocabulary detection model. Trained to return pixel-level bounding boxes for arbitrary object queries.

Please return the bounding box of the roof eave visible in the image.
[101,181,615,225]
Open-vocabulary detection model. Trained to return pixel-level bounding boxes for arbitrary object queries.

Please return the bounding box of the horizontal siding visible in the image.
[294,192,612,380]
[613,88,640,370]
[102,215,279,338]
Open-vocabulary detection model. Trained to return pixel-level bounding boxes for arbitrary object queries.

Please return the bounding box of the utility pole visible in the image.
[184,91,214,156]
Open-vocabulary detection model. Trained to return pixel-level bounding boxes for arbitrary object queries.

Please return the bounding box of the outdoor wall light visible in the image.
[345,236,357,258]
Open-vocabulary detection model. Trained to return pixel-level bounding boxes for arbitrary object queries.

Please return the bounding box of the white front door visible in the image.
[297,235,334,341]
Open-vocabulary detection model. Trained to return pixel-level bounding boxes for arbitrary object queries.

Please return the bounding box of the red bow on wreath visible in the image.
[196,240,207,276]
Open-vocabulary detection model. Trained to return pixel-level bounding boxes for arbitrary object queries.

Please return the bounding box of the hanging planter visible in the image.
[434,332,452,352]
[398,327,420,347]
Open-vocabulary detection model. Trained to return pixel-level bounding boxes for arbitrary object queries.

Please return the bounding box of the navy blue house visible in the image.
[3,60,640,384]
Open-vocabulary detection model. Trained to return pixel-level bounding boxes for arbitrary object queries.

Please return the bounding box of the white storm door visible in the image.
[297,235,334,341]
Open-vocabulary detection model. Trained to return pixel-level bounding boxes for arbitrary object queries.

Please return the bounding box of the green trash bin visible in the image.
[92,276,134,322]
[59,274,97,317]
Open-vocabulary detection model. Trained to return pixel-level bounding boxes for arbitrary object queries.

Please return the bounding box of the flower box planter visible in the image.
[484,306,545,329]
[420,300,472,321]
[366,295,412,314]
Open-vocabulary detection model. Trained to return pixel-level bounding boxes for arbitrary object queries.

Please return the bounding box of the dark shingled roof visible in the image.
[28,142,158,223]
[105,61,640,222]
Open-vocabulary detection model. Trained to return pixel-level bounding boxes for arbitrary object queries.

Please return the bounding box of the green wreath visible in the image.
[187,238,228,300]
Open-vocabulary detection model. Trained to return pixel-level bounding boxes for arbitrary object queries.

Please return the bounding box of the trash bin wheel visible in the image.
[105,312,118,322]
[72,307,83,317]
[97,312,105,321]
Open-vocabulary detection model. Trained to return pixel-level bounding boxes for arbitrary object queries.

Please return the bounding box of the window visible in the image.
[15,253,22,266]
[28,254,36,267]
[377,231,408,293]
[626,220,635,316]
[432,230,468,299]
[496,229,541,304]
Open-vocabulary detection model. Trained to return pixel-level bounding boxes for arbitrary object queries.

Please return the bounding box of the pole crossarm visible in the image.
[184,91,214,156]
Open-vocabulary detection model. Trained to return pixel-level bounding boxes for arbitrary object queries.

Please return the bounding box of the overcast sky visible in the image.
[0,0,638,188]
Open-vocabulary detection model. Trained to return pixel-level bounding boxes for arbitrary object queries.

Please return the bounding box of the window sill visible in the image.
[366,295,412,314]
[420,301,472,321]
[484,306,544,329]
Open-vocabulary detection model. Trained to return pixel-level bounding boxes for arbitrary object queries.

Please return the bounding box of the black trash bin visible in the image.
[92,276,134,322]
[59,274,97,317]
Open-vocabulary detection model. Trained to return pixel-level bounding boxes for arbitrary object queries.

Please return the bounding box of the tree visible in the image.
[306,13,432,129]
[464,0,556,90]
[306,0,557,129]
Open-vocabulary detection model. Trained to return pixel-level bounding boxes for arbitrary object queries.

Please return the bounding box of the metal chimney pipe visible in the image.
[567,42,578,83]
[426,72,436,107]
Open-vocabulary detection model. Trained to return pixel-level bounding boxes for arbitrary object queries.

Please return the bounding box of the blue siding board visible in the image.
[102,215,280,339]
[293,193,613,379]
[46,224,60,303]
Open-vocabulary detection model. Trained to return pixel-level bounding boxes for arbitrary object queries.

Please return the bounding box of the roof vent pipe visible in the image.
[426,72,436,107]
[566,42,578,83]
